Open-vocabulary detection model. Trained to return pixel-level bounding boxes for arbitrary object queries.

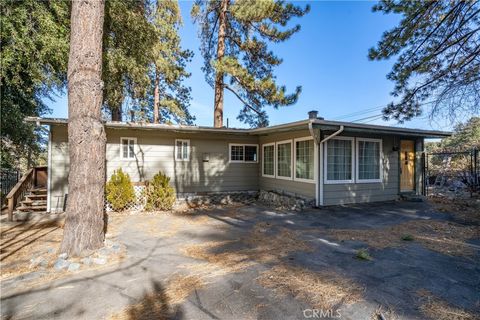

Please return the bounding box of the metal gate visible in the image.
[1,169,20,205]
[425,148,479,197]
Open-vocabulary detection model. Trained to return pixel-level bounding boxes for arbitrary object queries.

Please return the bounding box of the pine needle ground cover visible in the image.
[324,219,479,257]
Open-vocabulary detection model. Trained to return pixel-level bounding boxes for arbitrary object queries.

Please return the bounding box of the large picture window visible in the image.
[120,137,136,159]
[277,140,292,179]
[357,138,382,182]
[229,144,258,163]
[295,138,314,181]
[262,143,275,177]
[325,138,354,183]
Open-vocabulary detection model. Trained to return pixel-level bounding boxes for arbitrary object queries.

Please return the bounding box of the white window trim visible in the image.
[276,139,293,180]
[228,143,259,163]
[262,142,275,178]
[293,136,315,184]
[175,139,190,161]
[356,138,383,183]
[120,137,137,160]
[324,136,355,184]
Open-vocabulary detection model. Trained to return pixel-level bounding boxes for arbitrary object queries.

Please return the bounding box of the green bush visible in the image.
[106,168,135,211]
[356,248,372,261]
[145,171,176,211]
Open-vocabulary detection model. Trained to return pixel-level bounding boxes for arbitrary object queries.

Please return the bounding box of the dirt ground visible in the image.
[1,199,479,320]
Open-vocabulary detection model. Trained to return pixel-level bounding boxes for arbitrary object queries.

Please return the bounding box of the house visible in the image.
[27,112,450,212]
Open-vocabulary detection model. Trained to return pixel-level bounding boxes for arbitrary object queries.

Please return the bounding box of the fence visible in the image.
[1,169,20,205]
[425,148,479,197]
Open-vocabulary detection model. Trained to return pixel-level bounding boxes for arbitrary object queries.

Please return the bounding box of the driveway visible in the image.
[1,201,479,320]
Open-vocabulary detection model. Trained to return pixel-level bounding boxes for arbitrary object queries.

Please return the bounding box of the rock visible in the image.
[58,253,68,260]
[67,262,81,272]
[81,257,93,266]
[97,247,112,257]
[93,257,107,265]
[30,256,47,269]
[54,259,70,271]
[111,243,121,253]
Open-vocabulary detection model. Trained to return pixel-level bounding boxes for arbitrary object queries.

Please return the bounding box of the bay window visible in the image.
[295,138,314,181]
[262,143,275,177]
[277,140,292,179]
[357,138,382,182]
[325,137,354,183]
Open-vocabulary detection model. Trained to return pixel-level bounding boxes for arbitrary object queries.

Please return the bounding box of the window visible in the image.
[262,143,275,177]
[120,137,136,159]
[357,138,382,182]
[277,140,292,179]
[295,138,314,181]
[229,144,258,163]
[175,139,190,161]
[325,137,354,183]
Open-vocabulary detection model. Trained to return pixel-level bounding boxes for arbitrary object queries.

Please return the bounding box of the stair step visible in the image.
[29,188,47,194]
[21,200,47,206]
[16,205,47,212]
[26,194,47,200]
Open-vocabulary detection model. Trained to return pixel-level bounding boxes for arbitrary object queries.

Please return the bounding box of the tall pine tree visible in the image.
[192,0,309,128]
[150,0,195,125]
[370,0,480,122]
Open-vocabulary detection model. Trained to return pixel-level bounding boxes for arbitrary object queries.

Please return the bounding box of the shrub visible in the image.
[145,171,176,211]
[356,248,372,261]
[106,168,135,211]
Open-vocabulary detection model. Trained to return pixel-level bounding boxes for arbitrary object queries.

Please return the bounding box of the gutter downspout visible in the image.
[308,121,321,207]
[318,125,344,206]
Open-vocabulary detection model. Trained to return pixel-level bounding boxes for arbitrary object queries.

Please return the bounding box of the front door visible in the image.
[400,140,415,192]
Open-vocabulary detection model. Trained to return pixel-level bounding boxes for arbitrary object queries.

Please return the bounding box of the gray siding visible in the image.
[48,125,259,210]
[105,128,259,193]
[50,125,69,212]
[258,130,316,199]
[323,134,399,205]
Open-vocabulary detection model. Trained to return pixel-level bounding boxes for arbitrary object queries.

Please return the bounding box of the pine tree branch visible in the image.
[224,85,261,115]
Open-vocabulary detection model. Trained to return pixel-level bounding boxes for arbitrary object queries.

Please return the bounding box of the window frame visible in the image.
[293,136,316,184]
[120,137,137,160]
[228,143,259,163]
[276,139,293,180]
[262,142,275,178]
[324,136,355,184]
[356,138,383,183]
[175,139,190,161]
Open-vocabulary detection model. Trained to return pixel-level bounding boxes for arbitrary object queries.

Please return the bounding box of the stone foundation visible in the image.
[258,190,315,211]
[178,191,259,206]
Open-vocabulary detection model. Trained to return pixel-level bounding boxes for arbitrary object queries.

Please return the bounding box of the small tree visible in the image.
[106,168,135,211]
[145,171,176,211]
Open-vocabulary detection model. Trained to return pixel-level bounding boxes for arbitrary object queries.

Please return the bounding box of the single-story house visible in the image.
[27,112,450,212]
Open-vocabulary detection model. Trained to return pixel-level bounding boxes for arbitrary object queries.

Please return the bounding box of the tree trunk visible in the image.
[213,0,228,128]
[61,0,106,256]
[111,107,122,122]
[153,71,160,124]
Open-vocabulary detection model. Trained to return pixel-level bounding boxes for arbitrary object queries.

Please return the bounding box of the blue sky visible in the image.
[46,1,454,131]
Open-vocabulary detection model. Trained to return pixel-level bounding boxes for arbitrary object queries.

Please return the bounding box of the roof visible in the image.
[25,117,451,138]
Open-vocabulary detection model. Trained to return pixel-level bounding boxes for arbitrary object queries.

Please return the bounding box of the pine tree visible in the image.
[192,0,309,128]
[61,0,106,256]
[102,0,156,121]
[150,0,195,125]
[370,0,480,122]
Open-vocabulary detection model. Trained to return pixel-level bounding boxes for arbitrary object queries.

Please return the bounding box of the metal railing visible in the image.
[1,169,20,205]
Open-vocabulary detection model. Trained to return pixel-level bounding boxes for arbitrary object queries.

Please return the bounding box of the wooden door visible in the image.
[400,140,415,192]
